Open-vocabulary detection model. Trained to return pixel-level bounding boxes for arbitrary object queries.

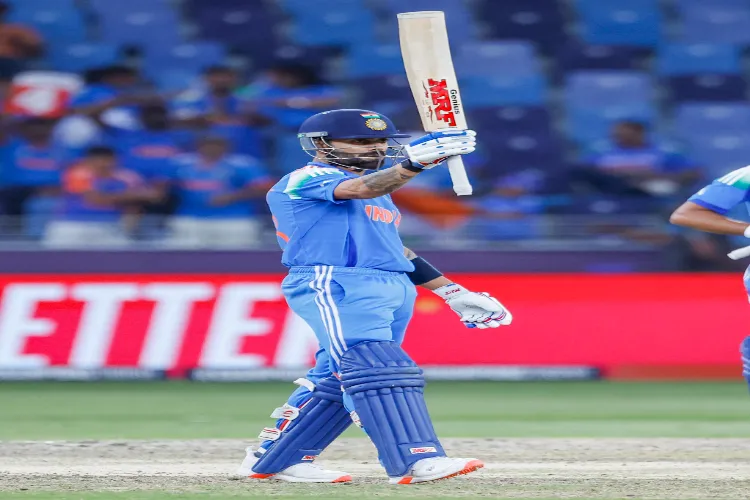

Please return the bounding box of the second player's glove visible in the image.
[433,283,512,329]
[404,129,476,170]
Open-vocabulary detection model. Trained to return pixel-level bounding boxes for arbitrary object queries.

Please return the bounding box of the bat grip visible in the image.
[447,156,472,196]
[728,245,750,260]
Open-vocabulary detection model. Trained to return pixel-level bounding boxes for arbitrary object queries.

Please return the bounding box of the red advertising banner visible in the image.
[0,274,745,380]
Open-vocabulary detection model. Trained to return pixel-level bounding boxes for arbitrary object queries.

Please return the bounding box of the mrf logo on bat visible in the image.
[420,78,462,128]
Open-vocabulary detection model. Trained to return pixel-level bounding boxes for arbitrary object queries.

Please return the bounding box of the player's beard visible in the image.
[327,149,386,171]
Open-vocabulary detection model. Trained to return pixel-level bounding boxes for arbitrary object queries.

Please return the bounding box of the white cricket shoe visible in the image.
[389,456,484,485]
[235,447,352,483]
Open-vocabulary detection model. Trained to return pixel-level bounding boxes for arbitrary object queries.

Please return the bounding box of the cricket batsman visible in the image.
[236,109,512,484]
[670,166,750,390]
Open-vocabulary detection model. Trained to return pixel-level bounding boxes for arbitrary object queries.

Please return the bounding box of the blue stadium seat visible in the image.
[8,0,78,12]
[674,103,750,142]
[477,0,565,53]
[9,7,87,45]
[193,8,280,52]
[249,45,340,71]
[484,134,561,172]
[566,104,655,144]
[675,0,749,13]
[456,41,541,78]
[579,1,662,47]
[668,75,747,101]
[574,0,658,15]
[345,44,404,78]
[350,75,411,104]
[377,0,477,41]
[461,75,548,107]
[680,5,750,44]
[280,0,365,16]
[657,44,740,75]
[99,9,181,49]
[565,71,653,108]
[289,10,376,47]
[558,43,640,72]
[88,0,173,16]
[49,43,120,73]
[466,107,552,137]
[144,43,227,78]
[688,134,750,173]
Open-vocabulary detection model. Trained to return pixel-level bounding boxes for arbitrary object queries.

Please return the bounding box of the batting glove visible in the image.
[404,129,476,170]
[433,283,512,329]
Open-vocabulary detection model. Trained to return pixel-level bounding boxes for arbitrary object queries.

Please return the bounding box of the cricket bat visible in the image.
[398,11,473,196]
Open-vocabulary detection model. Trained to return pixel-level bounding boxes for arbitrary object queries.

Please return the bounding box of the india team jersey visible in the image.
[689,166,750,214]
[266,162,415,273]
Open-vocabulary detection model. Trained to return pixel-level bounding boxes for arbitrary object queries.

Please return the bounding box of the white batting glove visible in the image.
[433,283,512,329]
[404,130,476,170]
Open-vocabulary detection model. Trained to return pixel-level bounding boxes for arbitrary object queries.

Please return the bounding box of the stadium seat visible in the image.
[193,8,281,53]
[49,43,121,73]
[674,103,750,142]
[565,71,653,108]
[579,1,662,47]
[345,44,404,78]
[99,9,181,49]
[143,43,228,78]
[477,0,565,53]
[288,10,376,47]
[280,0,365,16]
[466,107,553,137]
[558,44,640,72]
[667,75,747,101]
[688,134,750,173]
[566,105,655,144]
[680,5,750,44]
[351,75,411,105]
[461,75,548,107]
[456,41,541,78]
[88,0,173,16]
[657,44,740,76]
[6,0,77,11]
[484,134,561,172]
[9,7,87,45]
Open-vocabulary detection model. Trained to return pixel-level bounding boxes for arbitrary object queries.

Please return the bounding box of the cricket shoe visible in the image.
[235,447,352,483]
[389,456,484,484]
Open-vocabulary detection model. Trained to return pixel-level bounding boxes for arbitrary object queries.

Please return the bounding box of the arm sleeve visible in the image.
[688,167,750,214]
[282,166,349,203]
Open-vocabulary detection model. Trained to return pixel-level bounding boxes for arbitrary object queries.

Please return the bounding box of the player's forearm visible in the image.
[334,164,419,200]
[670,201,749,236]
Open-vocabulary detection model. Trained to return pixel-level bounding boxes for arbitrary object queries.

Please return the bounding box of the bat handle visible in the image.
[447,156,473,196]
[728,244,750,260]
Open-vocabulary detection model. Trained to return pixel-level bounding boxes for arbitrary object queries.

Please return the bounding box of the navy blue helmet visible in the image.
[297,109,410,171]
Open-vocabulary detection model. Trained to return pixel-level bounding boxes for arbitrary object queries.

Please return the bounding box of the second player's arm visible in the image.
[670,201,749,236]
[333,163,420,200]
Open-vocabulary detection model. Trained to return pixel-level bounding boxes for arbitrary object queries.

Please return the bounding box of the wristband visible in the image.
[744,225,750,238]
[432,283,468,300]
[406,256,442,285]
[399,160,423,173]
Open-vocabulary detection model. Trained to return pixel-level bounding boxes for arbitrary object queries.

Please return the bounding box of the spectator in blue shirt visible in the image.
[167,136,273,248]
[57,66,161,150]
[240,63,342,131]
[0,117,75,234]
[171,66,263,157]
[571,121,702,199]
[44,146,161,247]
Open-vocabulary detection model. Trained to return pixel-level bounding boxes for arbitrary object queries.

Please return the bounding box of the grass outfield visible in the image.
[2,381,749,500]
[0,380,747,440]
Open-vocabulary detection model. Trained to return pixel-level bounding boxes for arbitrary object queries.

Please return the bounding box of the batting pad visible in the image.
[340,341,445,477]
[252,376,352,474]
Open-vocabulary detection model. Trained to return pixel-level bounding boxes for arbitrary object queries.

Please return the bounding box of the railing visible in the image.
[0,214,675,251]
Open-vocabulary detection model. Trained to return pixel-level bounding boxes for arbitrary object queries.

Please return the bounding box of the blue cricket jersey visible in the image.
[688,166,750,215]
[266,162,414,273]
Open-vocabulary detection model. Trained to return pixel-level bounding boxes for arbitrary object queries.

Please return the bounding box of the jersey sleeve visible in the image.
[283,166,349,203]
[688,166,750,214]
